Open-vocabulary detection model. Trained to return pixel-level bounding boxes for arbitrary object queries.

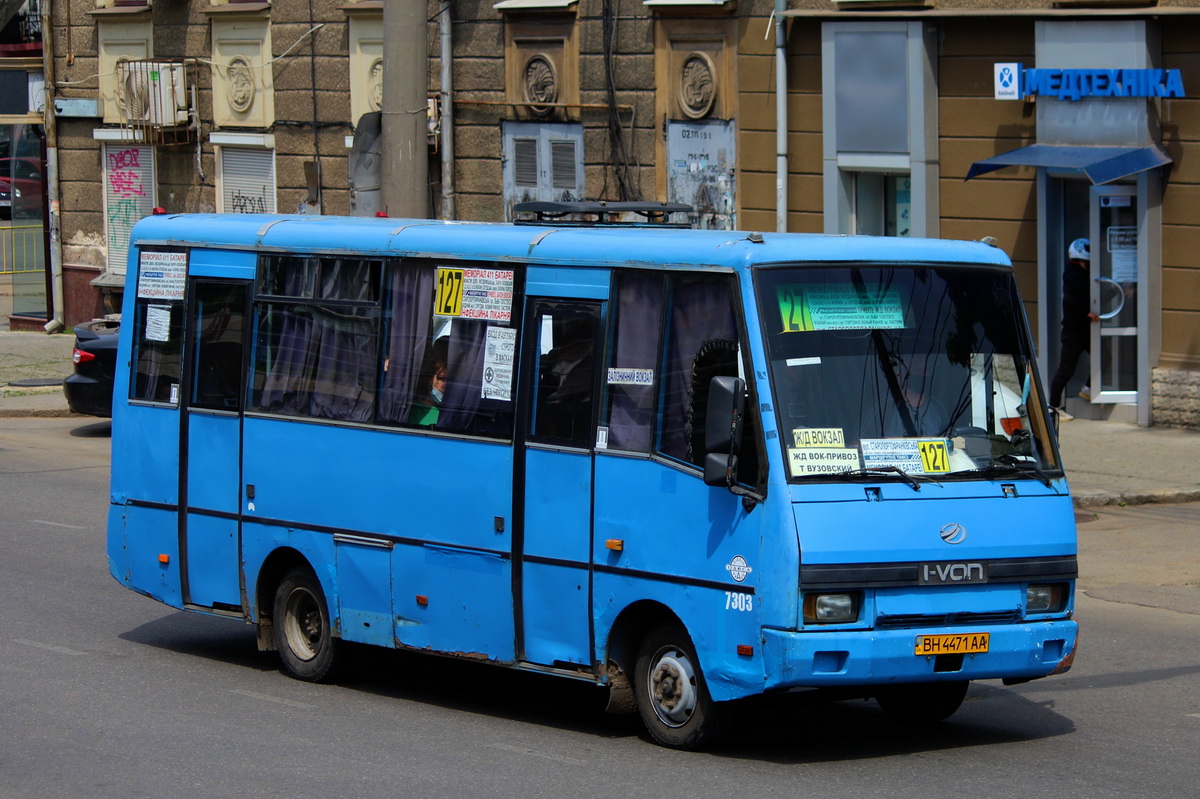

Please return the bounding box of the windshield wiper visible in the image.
[958,455,1054,488]
[835,466,935,492]
[995,454,1054,487]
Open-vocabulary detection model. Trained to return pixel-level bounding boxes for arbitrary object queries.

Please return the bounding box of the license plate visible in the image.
[914,632,990,655]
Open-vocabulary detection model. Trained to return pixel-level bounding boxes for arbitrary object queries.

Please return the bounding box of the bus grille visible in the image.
[875,609,1022,629]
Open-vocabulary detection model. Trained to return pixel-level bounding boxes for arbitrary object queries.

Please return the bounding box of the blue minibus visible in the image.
[107,204,1078,749]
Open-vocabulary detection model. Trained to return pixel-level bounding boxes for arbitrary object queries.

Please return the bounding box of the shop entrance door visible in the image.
[1089,186,1140,405]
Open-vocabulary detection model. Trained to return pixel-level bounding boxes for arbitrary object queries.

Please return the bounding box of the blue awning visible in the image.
[966,144,1172,185]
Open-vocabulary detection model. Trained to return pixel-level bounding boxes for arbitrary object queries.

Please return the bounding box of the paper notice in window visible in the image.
[461,268,515,322]
[481,326,516,401]
[777,285,905,332]
[787,447,862,477]
[144,304,172,342]
[137,251,187,301]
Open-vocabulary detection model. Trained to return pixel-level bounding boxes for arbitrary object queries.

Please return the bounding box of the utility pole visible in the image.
[381,0,429,218]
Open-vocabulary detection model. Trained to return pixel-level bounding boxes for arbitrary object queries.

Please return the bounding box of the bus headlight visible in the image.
[804,592,861,624]
[1026,583,1068,614]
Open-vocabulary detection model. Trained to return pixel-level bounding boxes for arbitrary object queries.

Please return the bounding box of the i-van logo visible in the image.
[920,562,987,585]
[940,522,966,545]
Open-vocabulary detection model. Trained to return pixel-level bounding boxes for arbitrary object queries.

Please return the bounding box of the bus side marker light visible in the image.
[737,644,753,657]
[605,539,624,551]
[416,595,429,607]
[158,554,170,564]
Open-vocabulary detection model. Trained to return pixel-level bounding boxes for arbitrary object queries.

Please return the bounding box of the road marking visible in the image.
[14,639,88,656]
[29,519,87,530]
[230,689,314,709]
[487,743,587,765]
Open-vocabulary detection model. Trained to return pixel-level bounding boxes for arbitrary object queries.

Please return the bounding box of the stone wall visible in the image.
[1152,368,1200,429]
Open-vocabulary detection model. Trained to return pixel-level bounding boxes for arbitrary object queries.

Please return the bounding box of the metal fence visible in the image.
[0,225,46,275]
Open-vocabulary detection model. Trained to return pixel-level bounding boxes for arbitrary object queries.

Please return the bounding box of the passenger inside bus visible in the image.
[408,337,449,427]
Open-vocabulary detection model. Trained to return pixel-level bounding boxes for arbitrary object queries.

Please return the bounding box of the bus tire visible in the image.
[875,680,968,725]
[634,624,730,750]
[273,567,338,683]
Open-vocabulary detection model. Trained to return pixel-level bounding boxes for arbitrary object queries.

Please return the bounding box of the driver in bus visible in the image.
[881,356,951,438]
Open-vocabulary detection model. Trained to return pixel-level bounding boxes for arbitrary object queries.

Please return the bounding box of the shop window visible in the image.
[853,174,912,237]
[822,21,937,238]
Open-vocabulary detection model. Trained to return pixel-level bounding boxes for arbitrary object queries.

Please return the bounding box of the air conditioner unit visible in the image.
[123,61,190,127]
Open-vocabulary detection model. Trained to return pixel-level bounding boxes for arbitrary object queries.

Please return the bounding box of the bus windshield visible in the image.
[756,264,1059,482]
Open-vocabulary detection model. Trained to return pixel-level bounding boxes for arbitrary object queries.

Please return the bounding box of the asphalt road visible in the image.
[0,418,1197,798]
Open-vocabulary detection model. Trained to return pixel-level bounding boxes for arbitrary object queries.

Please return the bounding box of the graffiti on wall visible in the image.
[105,145,154,274]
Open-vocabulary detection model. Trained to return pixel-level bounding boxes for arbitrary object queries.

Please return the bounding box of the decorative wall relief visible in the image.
[369,57,384,111]
[679,51,716,119]
[227,56,256,114]
[523,54,558,116]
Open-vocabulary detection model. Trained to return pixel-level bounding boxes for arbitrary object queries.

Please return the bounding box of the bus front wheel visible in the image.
[273,567,339,682]
[875,680,968,725]
[634,624,730,750]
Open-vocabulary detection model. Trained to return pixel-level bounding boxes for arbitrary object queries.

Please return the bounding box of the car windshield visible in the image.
[755,264,1060,483]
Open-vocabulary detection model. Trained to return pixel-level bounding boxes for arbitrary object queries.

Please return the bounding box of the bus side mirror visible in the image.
[703,376,745,488]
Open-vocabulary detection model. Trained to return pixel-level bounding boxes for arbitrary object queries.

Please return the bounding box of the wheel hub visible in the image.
[285,588,322,662]
[650,649,697,726]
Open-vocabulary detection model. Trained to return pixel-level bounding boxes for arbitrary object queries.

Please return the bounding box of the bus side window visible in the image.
[531,307,597,445]
[131,299,185,404]
[656,273,761,485]
[190,283,246,411]
[251,256,381,422]
[604,272,665,452]
[659,275,738,466]
[378,262,520,438]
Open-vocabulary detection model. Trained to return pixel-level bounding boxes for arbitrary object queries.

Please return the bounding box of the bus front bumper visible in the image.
[760,619,1078,691]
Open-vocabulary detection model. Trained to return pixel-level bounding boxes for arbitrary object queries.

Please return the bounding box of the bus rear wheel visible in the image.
[273,567,339,682]
[875,680,968,725]
[634,624,730,750]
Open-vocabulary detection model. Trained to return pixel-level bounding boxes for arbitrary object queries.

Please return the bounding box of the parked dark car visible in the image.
[63,320,120,417]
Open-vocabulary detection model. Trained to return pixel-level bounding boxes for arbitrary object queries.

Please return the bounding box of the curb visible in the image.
[1072,489,1200,509]
[0,408,84,418]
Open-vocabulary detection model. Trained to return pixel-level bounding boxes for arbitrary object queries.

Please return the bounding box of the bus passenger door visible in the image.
[180,280,249,611]
[517,299,602,668]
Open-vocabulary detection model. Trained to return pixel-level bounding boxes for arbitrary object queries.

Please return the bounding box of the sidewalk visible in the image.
[2,327,1198,507]
[0,328,77,418]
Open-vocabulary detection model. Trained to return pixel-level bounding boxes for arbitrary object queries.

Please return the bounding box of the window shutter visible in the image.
[549,138,577,190]
[502,121,583,218]
[103,144,156,276]
[514,138,538,188]
[219,147,277,214]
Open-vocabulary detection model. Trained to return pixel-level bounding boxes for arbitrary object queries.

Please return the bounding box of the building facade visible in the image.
[753,1,1200,427]
[44,0,1200,427]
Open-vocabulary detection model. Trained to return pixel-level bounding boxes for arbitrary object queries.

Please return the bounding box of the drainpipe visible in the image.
[41,1,65,333]
[774,1,788,233]
[439,0,455,220]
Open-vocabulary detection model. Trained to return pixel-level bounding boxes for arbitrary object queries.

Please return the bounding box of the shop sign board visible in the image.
[993,63,1185,101]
